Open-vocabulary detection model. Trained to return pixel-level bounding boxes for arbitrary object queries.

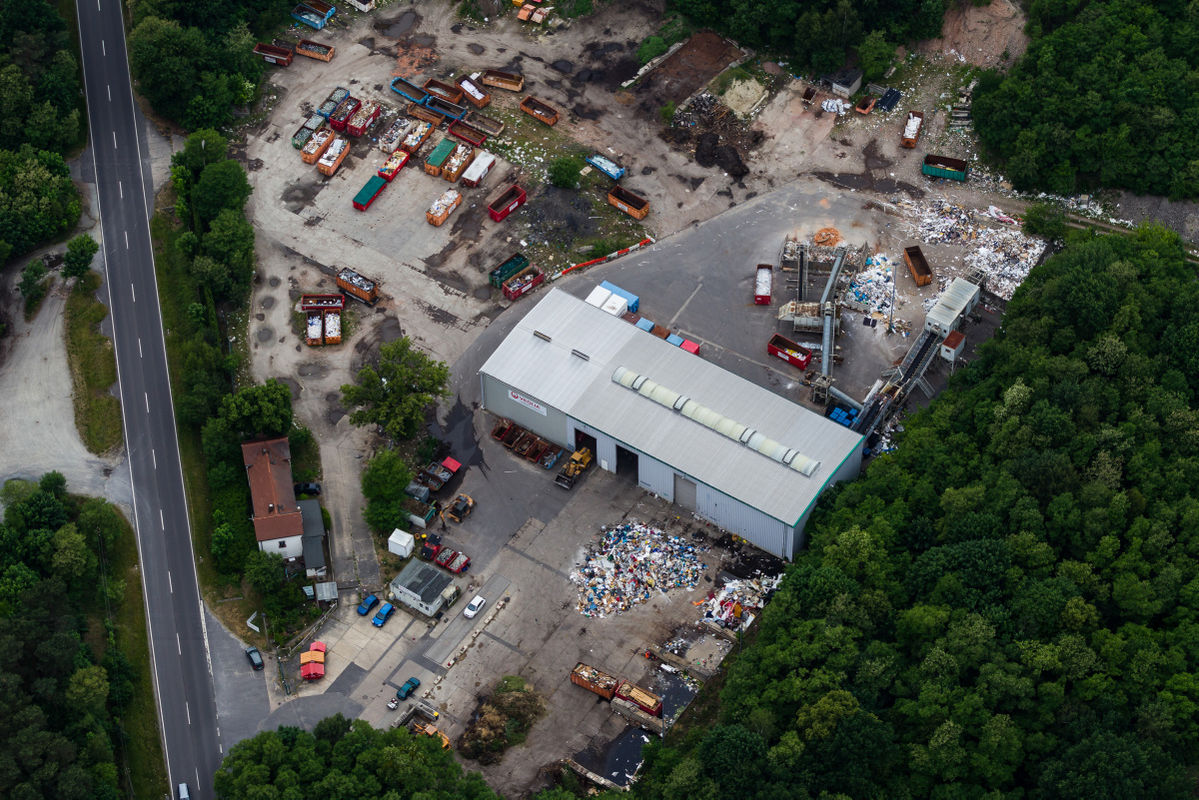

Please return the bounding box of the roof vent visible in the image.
[533,329,552,342]
[610,366,822,478]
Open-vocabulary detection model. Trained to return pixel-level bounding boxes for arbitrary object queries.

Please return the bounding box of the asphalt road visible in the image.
[74,2,221,796]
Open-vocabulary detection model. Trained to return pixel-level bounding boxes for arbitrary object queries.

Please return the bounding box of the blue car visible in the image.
[357,594,379,616]
[372,603,395,627]
[396,676,421,699]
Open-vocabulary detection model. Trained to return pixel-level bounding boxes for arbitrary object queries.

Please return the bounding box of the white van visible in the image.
[178,783,190,800]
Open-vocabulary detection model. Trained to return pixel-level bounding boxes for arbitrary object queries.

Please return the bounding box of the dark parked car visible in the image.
[396,676,421,699]
[245,646,264,671]
[357,594,379,616]
[294,482,321,496]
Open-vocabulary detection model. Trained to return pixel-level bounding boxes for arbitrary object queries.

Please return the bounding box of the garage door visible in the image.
[673,474,697,511]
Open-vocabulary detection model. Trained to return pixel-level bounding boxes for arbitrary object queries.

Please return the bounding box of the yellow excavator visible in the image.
[554,447,593,489]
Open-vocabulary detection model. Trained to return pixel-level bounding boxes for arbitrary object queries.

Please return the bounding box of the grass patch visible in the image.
[290,425,322,482]
[108,505,169,798]
[711,65,752,96]
[23,277,51,321]
[65,271,123,454]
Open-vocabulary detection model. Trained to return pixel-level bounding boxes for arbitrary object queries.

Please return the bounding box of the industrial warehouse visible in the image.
[479,289,865,560]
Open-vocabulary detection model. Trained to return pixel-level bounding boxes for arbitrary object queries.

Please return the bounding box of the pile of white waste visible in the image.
[571,521,706,618]
[846,255,898,315]
[821,98,851,115]
[899,199,1048,299]
[695,575,782,629]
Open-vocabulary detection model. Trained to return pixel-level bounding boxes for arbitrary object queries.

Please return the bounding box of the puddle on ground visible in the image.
[467,43,485,55]
[260,296,275,309]
[551,59,573,74]
[256,327,274,343]
[375,10,420,38]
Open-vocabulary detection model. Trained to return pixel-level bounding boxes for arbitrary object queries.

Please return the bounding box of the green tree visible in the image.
[63,234,99,279]
[19,260,48,307]
[547,155,584,189]
[341,338,450,442]
[192,159,252,228]
[66,664,110,716]
[0,145,81,257]
[360,450,413,534]
[202,208,255,300]
[127,16,208,124]
[856,30,894,81]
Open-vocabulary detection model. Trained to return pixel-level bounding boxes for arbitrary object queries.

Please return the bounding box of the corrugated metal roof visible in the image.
[926,278,979,332]
[479,289,863,525]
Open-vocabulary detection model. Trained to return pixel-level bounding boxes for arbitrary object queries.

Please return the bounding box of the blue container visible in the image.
[635,317,654,332]
[666,334,684,347]
[600,281,639,313]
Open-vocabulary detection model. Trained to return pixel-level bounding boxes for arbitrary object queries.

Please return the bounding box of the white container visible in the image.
[601,295,628,316]
[388,529,415,557]
[585,286,612,308]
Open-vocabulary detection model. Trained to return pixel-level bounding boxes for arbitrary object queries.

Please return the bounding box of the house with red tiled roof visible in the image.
[241,437,304,558]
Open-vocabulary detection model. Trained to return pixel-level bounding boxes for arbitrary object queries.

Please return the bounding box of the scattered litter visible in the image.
[896,199,1048,299]
[571,521,707,617]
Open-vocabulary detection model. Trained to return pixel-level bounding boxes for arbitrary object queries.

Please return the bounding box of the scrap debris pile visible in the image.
[846,255,897,315]
[695,575,781,630]
[898,199,1047,299]
[571,521,707,617]
[820,97,851,115]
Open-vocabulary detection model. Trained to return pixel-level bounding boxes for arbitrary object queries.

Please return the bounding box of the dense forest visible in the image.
[974,0,1199,197]
[214,715,501,799]
[666,0,951,74]
[127,0,276,129]
[0,474,138,800]
[0,2,83,262]
[619,225,1199,797]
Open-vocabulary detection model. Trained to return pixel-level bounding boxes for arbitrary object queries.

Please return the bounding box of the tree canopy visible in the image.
[974,0,1199,197]
[0,1,83,155]
[214,716,501,800]
[668,0,949,74]
[630,224,1199,797]
[0,474,134,800]
[341,338,451,442]
[0,145,81,261]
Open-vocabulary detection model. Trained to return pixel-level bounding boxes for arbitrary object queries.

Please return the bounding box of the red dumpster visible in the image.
[487,184,526,222]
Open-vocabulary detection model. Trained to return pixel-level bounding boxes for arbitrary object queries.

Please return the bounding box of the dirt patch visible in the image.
[721,77,766,117]
[391,34,439,75]
[637,31,742,111]
[694,132,748,178]
[520,185,601,248]
[917,0,1028,69]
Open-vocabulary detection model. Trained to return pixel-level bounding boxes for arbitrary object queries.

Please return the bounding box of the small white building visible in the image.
[390,560,452,617]
[388,529,415,558]
[924,278,980,338]
[940,330,966,363]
